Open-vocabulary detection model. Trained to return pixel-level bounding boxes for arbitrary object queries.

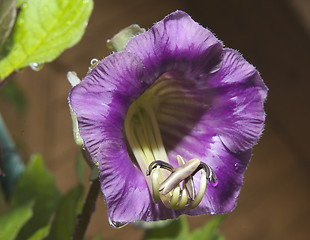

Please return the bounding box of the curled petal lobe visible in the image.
[204,49,267,152]
[125,10,223,81]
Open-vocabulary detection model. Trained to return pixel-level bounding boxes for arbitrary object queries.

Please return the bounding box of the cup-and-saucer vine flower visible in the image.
[68,10,267,226]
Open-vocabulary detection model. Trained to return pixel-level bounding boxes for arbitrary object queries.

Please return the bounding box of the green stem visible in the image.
[72,177,100,240]
[0,113,24,199]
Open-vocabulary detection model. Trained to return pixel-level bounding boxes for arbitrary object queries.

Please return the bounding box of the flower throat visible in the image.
[124,77,216,210]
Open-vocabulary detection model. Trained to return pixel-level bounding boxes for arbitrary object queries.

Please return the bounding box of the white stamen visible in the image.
[188,169,207,209]
[67,71,81,87]
[151,166,160,203]
[184,175,195,200]
[159,158,200,195]
[169,186,181,208]
[177,155,186,165]
[175,182,188,209]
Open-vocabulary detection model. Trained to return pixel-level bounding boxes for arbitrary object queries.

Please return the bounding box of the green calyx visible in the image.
[106,24,145,52]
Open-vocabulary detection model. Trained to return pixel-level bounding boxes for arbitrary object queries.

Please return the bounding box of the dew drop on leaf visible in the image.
[21,3,28,10]
[29,62,43,71]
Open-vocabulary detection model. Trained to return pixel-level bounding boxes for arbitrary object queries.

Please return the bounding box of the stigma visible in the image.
[147,155,216,209]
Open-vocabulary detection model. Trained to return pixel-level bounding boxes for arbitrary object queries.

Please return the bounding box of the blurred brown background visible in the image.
[1,0,310,239]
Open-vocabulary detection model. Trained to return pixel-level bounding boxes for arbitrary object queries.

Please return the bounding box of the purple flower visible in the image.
[69,10,267,225]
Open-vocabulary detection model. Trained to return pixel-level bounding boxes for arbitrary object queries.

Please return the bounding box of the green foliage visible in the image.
[189,215,225,240]
[45,184,84,240]
[0,0,17,46]
[27,224,51,240]
[0,151,88,239]
[10,154,61,240]
[0,114,25,198]
[144,215,225,240]
[143,216,189,240]
[0,0,93,81]
[0,203,33,240]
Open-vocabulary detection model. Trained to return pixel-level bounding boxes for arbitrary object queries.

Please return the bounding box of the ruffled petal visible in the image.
[98,139,151,222]
[154,47,267,157]
[98,139,183,222]
[125,10,223,82]
[203,49,268,152]
[70,51,178,222]
[69,51,147,160]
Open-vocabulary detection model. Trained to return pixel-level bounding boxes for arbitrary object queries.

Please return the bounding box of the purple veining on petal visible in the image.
[125,10,223,82]
[69,10,267,223]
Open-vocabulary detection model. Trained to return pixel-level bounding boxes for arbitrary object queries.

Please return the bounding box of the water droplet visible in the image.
[90,58,99,65]
[88,58,100,72]
[210,178,218,188]
[234,163,239,171]
[108,218,128,229]
[210,211,216,215]
[21,3,28,10]
[18,18,25,26]
[29,62,44,71]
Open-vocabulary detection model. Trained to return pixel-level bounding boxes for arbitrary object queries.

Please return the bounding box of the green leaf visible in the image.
[46,184,84,240]
[10,154,61,240]
[189,215,225,240]
[0,203,33,240]
[0,113,25,198]
[143,216,189,240]
[0,0,17,46]
[0,0,93,80]
[27,224,51,240]
[16,0,26,8]
[144,215,225,240]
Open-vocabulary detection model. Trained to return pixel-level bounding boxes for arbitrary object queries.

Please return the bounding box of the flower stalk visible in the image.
[72,177,100,240]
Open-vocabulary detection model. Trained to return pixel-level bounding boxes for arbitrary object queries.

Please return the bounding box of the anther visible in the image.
[159,158,200,195]
[177,155,195,200]
[146,160,174,176]
[192,162,217,183]
[146,156,217,210]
